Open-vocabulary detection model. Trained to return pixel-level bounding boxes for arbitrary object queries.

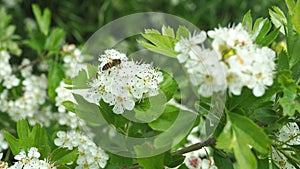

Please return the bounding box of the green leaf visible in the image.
[159,70,179,101]
[260,27,280,46]
[254,19,279,46]
[137,152,165,169]
[213,151,234,169]
[285,17,300,69]
[134,91,167,122]
[30,124,50,158]
[45,28,66,54]
[51,148,78,165]
[277,51,290,71]
[145,29,161,34]
[23,31,46,55]
[32,4,51,35]
[4,120,50,157]
[162,25,175,38]
[278,71,300,116]
[65,69,89,89]
[3,131,19,155]
[138,35,177,58]
[65,65,97,89]
[176,26,190,40]
[269,6,287,34]
[87,64,98,79]
[138,26,181,58]
[149,104,180,131]
[250,105,279,124]
[216,112,272,169]
[252,17,265,38]
[285,0,296,15]
[292,0,300,34]
[153,108,197,149]
[289,36,300,68]
[164,153,185,168]
[72,93,105,126]
[233,137,257,169]
[62,101,76,113]
[242,10,253,31]
[107,153,133,168]
[48,61,65,101]
[17,119,30,139]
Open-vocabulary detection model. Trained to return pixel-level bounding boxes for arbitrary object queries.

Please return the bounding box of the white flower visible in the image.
[10,147,56,169]
[98,49,128,69]
[201,159,217,169]
[177,23,276,97]
[54,131,79,150]
[61,45,86,78]
[0,152,8,169]
[19,59,33,78]
[272,147,298,169]
[175,31,207,63]
[208,23,252,57]
[64,49,84,64]
[0,50,12,82]
[0,131,8,152]
[277,122,300,145]
[3,75,20,89]
[55,130,109,168]
[55,81,75,113]
[86,49,163,114]
[184,155,201,169]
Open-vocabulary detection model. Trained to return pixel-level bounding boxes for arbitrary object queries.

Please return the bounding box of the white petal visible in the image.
[253,85,265,97]
[123,98,135,110]
[113,104,124,114]
[177,54,188,63]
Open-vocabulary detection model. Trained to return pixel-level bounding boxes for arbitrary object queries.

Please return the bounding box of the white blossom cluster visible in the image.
[55,81,85,129]
[175,23,276,97]
[86,49,163,114]
[53,45,92,130]
[0,54,52,126]
[54,130,109,169]
[0,50,20,89]
[272,122,300,169]
[62,44,86,78]
[182,127,218,169]
[5,147,56,169]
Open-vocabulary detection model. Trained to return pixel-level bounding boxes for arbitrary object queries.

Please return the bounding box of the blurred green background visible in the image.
[1,0,285,44]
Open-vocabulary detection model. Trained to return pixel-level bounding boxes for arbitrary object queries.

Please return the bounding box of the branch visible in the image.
[122,138,216,169]
[172,137,216,155]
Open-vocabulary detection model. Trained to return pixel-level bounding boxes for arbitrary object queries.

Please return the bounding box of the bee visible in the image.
[101,59,121,71]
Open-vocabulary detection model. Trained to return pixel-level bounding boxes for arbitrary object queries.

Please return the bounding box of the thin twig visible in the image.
[171,137,216,155]
[122,138,216,169]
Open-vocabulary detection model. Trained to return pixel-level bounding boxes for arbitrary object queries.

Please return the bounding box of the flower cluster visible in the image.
[0,153,8,169]
[181,127,218,169]
[175,23,276,97]
[54,45,93,130]
[0,54,50,126]
[272,122,300,169]
[54,130,109,169]
[86,49,163,114]
[184,155,217,169]
[0,50,20,89]
[62,44,86,78]
[55,81,86,129]
[8,147,56,169]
